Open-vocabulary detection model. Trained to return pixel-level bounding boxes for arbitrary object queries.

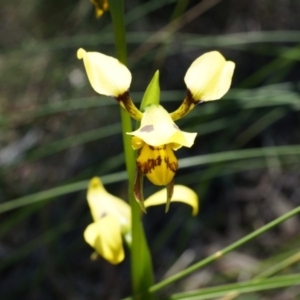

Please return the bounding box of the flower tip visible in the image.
[139,201,147,214]
[165,180,174,213]
[227,61,236,73]
[139,71,161,110]
[88,177,103,190]
[90,251,98,261]
[165,202,170,213]
[77,48,86,60]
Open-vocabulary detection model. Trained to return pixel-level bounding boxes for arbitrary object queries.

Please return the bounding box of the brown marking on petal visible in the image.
[136,144,178,186]
[169,89,200,121]
[137,145,177,176]
[149,145,165,151]
[186,89,199,104]
[137,155,162,175]
[173,124,179,130]
[140,125,154,132]
[165,156,178,173]
[157,155,162,166]
[116,91,129,103]
[100,212,107,219]
[116,91,142,121]
[187,89,204,106]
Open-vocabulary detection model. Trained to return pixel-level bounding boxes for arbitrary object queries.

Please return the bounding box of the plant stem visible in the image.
[108,0,154,298]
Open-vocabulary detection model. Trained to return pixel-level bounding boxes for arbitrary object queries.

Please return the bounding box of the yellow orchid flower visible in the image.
[77,49,234,210]
[84,177,199,264]
[127,104,197,186]
[90,0,109,19]
[84,177,131,264]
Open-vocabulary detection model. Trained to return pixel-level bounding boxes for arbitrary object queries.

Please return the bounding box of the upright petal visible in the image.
[84,216,124,264]
[127,105,197,147]
[184,51,235,101]
[144,185,199,215]
[87,177,131,229]
[77,48,132,97]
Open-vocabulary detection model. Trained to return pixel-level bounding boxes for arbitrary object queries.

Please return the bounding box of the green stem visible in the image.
[108,1,154,298]
[109,0,127,64]
[148,204,300,293]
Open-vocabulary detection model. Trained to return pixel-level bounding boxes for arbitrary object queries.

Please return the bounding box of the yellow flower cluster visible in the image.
[77,48,234,263]
[77,48,234,190]
[85,177,198,264]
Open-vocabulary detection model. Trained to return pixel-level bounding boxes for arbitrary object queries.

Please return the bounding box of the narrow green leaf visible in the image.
[147,206,300,294]
[3,145,300,214]
[168,274,300,300]
[0,171,127,214]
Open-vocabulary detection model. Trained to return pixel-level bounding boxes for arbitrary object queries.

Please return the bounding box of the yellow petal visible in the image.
[84,216,124,264]
[77,48,131,97]
[87,177,131,230]
[184,51,235,101]
[131,136,145,150]
[137,143,178,186]
[127,105,197,147]
[144,185,199,215]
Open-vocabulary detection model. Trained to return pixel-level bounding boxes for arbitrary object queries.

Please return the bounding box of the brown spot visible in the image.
[149,145,165,151]
[165,156,178,173]
[137,155,162,175]
[140,125,154,132]
[156,155,162,166]
[186,89,204,105]
[169,90,200,121]
[116,91,130,103]
[136,144,178,182]
[186,89,199,104]
[100,212,107,219]
[116,91,142,120]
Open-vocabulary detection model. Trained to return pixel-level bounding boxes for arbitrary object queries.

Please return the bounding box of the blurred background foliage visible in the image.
[1,0,300,299]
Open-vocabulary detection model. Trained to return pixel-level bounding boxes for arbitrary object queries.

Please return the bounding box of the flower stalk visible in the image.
[108,0,155,298]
